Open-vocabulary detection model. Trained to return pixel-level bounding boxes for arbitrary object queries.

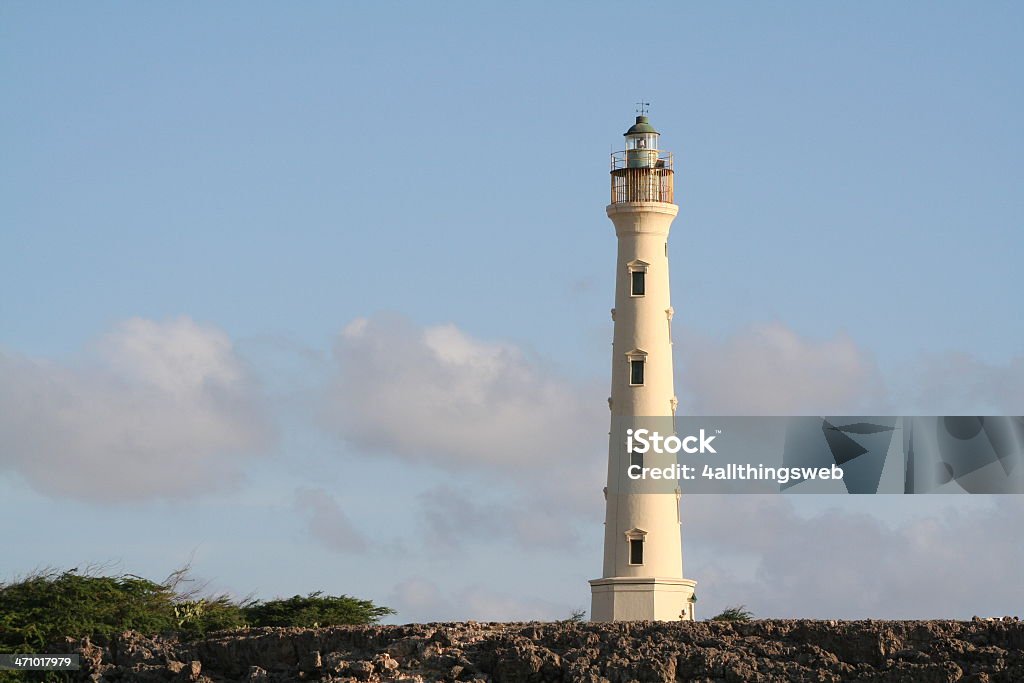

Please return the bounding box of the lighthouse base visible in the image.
[589,576,697,622]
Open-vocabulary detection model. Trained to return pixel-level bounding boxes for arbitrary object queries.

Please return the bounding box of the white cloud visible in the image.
[905,352,1024,414]
[676,323,889,415]
[685,495,1024,619]
[674,321,1023,416]
[313,314,612,554]
[321,314,605,474]
[0,317,271,502]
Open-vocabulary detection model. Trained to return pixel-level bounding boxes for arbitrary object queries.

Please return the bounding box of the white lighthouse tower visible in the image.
[589,113,698,622]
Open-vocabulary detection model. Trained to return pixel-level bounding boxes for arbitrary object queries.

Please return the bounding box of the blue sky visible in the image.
[2,2,1022,621]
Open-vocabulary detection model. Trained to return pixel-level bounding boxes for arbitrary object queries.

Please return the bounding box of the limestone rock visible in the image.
[50,618,1024,682]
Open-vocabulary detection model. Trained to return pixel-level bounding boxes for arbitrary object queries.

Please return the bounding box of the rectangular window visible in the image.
[629,538,644,565]
[631,270,645,296]
[630,359,644,385]
[630,450,643,470]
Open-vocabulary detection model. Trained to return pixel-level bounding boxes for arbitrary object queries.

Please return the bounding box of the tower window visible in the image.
[626,260,649,297]
[629,538,644,565]
[630,450,643,470]
[630,359,645,386]
[630,270,645,296]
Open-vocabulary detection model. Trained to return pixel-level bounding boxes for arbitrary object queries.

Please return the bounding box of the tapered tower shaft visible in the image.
[590,115,697,622]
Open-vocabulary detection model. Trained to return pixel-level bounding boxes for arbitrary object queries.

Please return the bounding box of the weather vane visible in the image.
[635,101,650,116]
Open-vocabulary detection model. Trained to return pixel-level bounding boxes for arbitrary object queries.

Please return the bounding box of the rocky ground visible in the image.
[54,618,1023,682]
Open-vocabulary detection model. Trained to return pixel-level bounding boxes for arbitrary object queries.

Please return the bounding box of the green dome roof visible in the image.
[625,115,659,136]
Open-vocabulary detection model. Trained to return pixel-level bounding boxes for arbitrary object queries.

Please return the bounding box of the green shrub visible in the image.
[172,596,248,638]
[0,567,392,655]
[243,591,395,627]
[710,605,754,622]
[0,568,178,653]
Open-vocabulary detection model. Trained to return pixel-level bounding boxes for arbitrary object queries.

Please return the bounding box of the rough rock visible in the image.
[50,619,1024,682]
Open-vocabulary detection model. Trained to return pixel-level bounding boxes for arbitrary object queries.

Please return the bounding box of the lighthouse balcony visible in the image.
[610,150,674,204]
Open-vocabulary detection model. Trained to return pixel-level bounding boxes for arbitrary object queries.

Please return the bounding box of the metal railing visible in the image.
[611,149,673,172]
[610,169,674,204]
[610,152,674,204]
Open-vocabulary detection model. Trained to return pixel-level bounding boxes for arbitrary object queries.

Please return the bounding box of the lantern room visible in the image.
[625,116,660,168]
[610,115,674,204]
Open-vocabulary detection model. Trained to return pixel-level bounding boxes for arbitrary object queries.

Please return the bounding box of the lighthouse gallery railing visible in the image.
[610,150,674,204]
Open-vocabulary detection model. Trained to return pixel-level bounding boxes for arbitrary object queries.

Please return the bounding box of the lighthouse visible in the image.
[589,113,698,622]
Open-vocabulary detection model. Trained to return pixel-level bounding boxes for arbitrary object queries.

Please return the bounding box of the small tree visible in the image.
[172,596,248,637]
[566,608,587,623]
[711,605,753,622]
[243,592,395,627]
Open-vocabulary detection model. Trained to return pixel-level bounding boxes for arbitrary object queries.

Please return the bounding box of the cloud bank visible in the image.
[676,323,889,415]
[686,495,1024,619]
[315,314,1022,620]
[907,351,1024,415]
[321,313,605,475]
[0,317,271,502]
[294,487,368,553]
